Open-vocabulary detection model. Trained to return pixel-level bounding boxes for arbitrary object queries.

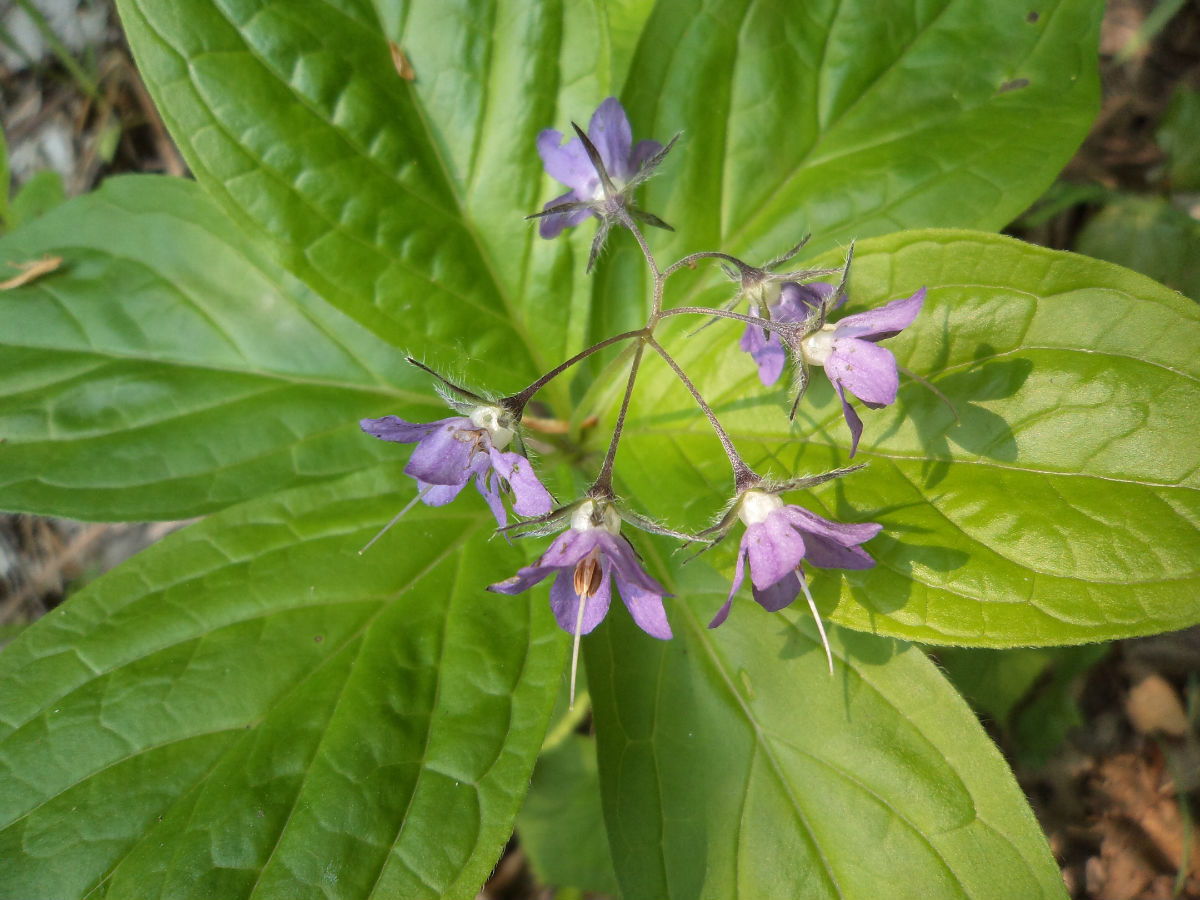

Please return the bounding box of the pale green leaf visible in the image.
[616,231,1200,645]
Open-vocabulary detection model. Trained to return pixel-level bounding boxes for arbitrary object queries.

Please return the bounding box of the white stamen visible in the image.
[800,323,838,366]
[569,591,589,709]
[798,571,834,675]
[570,500,621,535]
[358,485,433,554]
[469,405,515,449]
[738,489,784,526]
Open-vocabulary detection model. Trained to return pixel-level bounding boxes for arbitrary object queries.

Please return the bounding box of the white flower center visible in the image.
[469,405,514,449]
[800,323,838,365]
[738,489,784,526]
[571,499,621,535]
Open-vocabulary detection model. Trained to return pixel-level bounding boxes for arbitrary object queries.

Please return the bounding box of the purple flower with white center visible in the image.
[536,97,664,239]
[707,488,881,673]
[489,499,671,705]
[741,284,925,458]
[360,404,553,528]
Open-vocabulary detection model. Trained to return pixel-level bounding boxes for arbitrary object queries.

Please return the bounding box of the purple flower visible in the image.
[536,97,664,239]
[489,500,672,640]
[360,404,552,527]
[708,488,881,672]
[742,284,925,457]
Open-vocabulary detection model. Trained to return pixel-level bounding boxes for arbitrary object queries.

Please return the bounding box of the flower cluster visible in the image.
[361,99,929,700]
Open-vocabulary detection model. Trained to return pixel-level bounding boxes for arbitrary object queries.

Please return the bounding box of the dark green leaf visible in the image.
[587,563,1067,899]
[517,734,619,896]
[115,0,627,391]
[1075,195,1200,301]
[8,169,65,229]
[0,176,433,520]
[0,467,564,899]
[1157,86,1200,191]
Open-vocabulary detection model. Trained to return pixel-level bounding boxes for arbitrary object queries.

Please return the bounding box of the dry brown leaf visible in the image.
[0,255,63,290]
[389,42,415,81]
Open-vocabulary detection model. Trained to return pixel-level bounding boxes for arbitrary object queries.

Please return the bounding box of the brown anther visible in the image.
[573,553,603,598]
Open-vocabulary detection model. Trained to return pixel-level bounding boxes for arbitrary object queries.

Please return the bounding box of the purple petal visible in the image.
[830,377,865,459]
[835,287,925,342]
[775,282,835,323]
[537,129,597,196]
[489,448,554,516]
[782,505,882,547]
[743,513,806,591]
[614,574,672,639]
[751,569,802,612]
[417,479,466,507]
[538,190,594,239]
[474,470,508,527]
[630,138,663,172]
[740,321,786,387]
[826,338,898,407]
[360,415,444,444]
[587,97,634,180]
[595,533,668,596]
[708,543,749,628]
[486,528,599,595]
[403,417,479,485]
[544,527,602,568]
[781,506,880,570]
[549,565,612,635]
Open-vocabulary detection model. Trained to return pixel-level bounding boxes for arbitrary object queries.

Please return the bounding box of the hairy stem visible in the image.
[506,329,647,414]
[590,339,646,498]
[659,305,792,337]
[647,337,753,486]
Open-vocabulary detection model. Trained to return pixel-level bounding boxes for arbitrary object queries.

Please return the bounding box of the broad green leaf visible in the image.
[616,230,1200,645]
[586,563,1067,899]
[516,734,619,896]
[935,644,1109,766]
[1158,86,1200,191]
[1075,195,1200,302]
[0,175,433,521]
[0,466,564,900]
[0,126,10,227]
[8,169,66,229]
[589,0,1102,337]
[115,0,625,391]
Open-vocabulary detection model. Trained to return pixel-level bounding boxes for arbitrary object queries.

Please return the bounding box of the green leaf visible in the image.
[0,175,434,521]
[1158,86,1200,191]
[1075,195,1200,302]
[589,0,1102,339]
[618,230,1200,645]
[586,565,1067,899]
[517,734,619,897]
[0,126,10,227]
[934,643,1109,766]
[8,169,65,229]
[622,2,1089,255]
[115,0,626,390]
[0,466,564,899]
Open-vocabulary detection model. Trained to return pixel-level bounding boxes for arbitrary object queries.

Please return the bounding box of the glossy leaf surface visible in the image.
[0,468,563,899]
[586,566,1068,899]
[0,176,430,520]
[591,0,1102,338]
[618,231,1200,645]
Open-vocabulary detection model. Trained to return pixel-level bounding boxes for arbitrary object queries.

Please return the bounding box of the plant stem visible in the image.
[658,305,792,337]
[646,337,753,486]
[506,329,646,414]
[590,339,646,498]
